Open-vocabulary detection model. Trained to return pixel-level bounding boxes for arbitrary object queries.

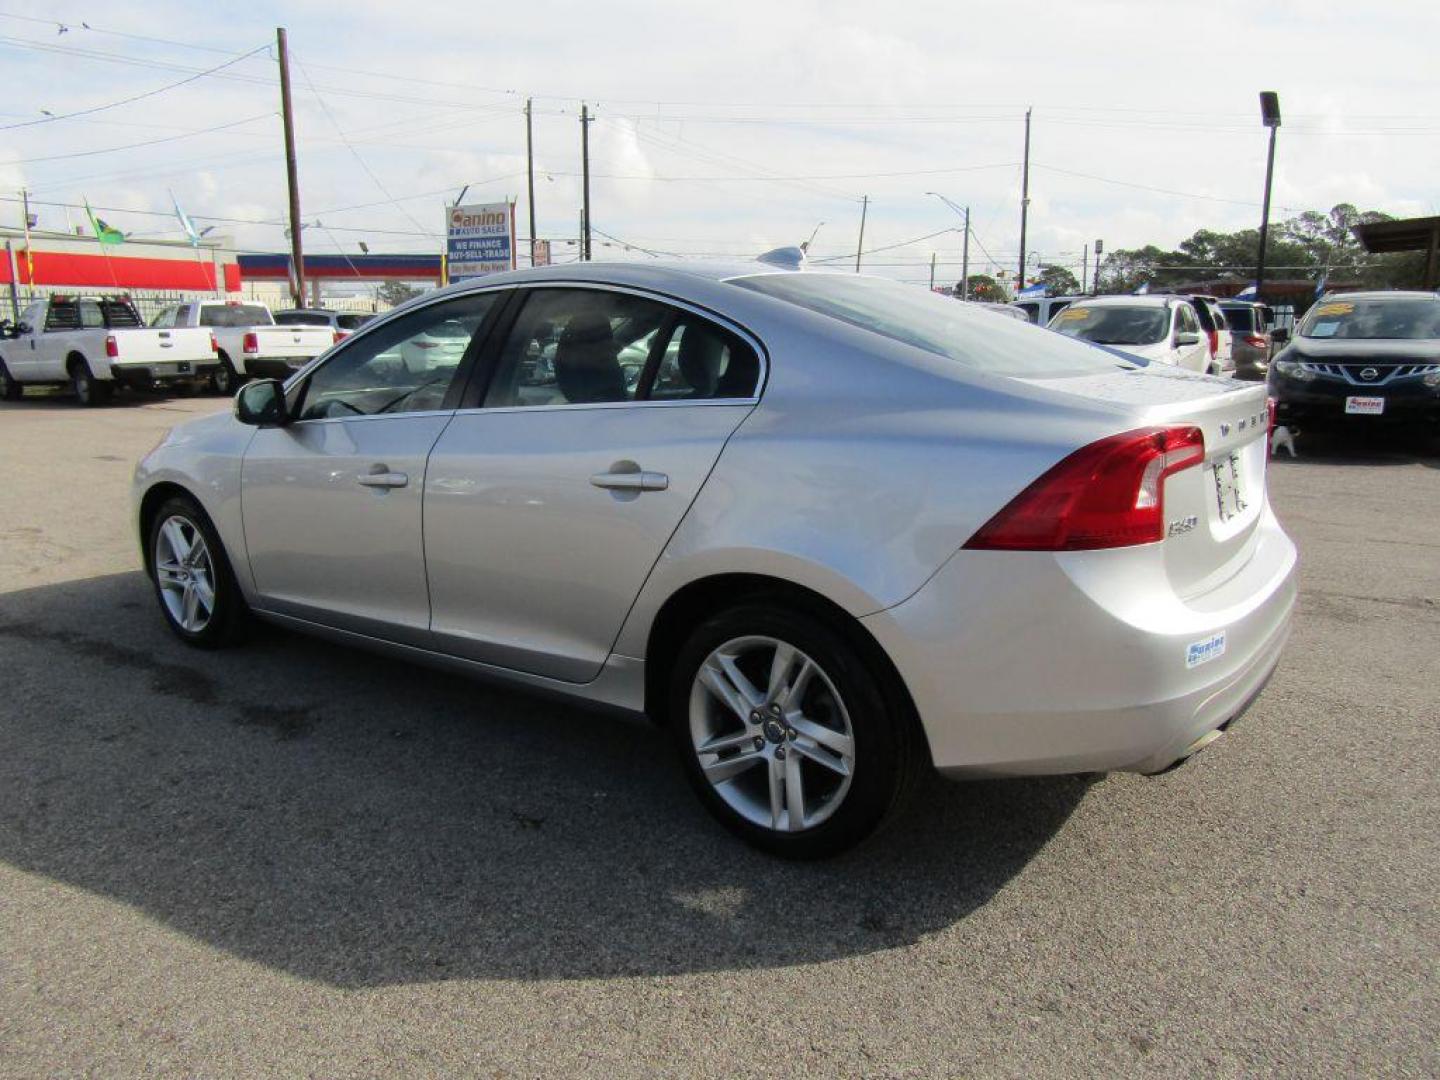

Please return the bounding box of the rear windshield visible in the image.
[730,273,1133,376]
[1220,305,1257,333]
[1297,297,1440,341]
[275,311,331,326]
[336,313,373,330]
[1050,304,1169,346]
[200,304,272,328]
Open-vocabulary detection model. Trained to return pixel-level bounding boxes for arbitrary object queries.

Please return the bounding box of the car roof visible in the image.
[1315,290,1439,302]
[1065,294,1178,308]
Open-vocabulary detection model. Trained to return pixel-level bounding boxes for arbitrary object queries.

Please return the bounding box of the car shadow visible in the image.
[0,571,1089,987]
[1269,427,1440,469]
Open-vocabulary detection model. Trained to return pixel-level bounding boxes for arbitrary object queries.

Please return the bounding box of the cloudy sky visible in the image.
[2,0,1436,287]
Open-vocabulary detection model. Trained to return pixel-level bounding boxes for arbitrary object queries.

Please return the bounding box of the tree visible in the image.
[377,280,422,308]
[1038,264,1080,296]
[959,274,1006,301]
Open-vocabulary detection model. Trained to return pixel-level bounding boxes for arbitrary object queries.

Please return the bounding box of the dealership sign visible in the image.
[446,202,515,282]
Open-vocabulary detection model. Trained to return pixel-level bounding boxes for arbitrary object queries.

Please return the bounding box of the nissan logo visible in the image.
[1359,367,1380,381]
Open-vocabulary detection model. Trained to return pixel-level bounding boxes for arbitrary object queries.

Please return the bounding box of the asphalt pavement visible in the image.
[1,390,1435,1077]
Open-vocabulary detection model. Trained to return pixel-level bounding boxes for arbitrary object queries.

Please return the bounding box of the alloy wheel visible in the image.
[688,635,856,833]
[153,515,216,633]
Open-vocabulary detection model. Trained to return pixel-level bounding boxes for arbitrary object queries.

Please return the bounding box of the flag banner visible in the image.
[171,190,201,247]
[84,199,125,246]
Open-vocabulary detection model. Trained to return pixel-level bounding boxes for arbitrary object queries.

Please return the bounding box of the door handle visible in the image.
[357,468,409,489]
[590,470,669,492]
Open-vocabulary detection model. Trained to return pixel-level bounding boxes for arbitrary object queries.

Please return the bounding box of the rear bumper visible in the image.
[109,361,220,387]
[1231,346,1270,380]
[861,507,1298,778]
[248,356,318,380]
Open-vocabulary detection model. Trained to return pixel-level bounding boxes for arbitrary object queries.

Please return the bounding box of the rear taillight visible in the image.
[333,330,344,345]
[105,334,119,359]
[242,331,259,354]
[209,332,219,353]
[1207,329,1219,356]
[1266,398,1277,456]
[964,427,1206,551]
[1245,334,1268,348]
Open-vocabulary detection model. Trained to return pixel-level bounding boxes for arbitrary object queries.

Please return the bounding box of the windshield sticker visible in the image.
[1314,302,1354,316]
[1186,632,1227,669]
[1058,308,1091,320]
[1309,321,1339,337]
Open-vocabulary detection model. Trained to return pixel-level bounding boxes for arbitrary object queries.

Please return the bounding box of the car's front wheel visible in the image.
[0,360,22,401]
[147,495,248,648]
[670,604,924,858]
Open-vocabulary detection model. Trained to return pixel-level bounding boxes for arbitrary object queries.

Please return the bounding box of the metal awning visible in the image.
[1351,216,1440,288]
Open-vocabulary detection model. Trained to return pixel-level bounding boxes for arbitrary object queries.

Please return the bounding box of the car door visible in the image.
[1176,303,1209,371]
[424,285,764,682]
[239,290,505,646]
[8,302,45,380]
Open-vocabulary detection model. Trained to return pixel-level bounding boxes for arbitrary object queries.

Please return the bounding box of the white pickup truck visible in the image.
[153,300,334,394]
[0,295,219,406]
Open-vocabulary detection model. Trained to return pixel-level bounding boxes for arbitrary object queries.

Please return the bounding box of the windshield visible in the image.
[201,304,272,328]
[1298,297,1440,341]
[730,273,1133,376]
[1050,305,1169,346]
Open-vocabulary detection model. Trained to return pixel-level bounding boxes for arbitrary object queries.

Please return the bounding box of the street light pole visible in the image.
[1256,91,1282,304]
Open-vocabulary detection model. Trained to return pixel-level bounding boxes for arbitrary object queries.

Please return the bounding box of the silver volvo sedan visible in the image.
[134,258,1297,858]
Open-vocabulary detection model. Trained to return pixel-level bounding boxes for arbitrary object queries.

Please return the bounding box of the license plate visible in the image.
[176,361,191,374]
[1212,454,1247,522]
[1345,396,1384,415]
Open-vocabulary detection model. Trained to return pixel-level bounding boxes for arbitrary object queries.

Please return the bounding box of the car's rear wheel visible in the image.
[70,358,112,406]
[669,604,924,858]
[147,495,248,648]
[210,354,238,396]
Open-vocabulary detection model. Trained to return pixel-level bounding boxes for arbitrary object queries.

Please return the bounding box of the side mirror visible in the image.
[1270,327,1290,345]
[1175,331,1201,347]
[234,379,288,426]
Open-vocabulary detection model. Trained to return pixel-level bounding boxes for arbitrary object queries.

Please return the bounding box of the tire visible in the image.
[70,358,112,407]
[669,603,926,859]
[146,495,249,648]
[0,360,21,401]
[210,354,239,396]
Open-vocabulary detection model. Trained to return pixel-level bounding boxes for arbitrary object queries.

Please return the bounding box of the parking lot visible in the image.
[0,394,1435,1077]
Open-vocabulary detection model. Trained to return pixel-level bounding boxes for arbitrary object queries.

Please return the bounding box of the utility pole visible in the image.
[580,103,593,261]
[1018,106,1032,292]
[855,195,869,273]
[276,27,305,307]
[1256,91,1282,304]
[1093,238,1104,295]
[525,98,537,266]
[929,251,936,291]
[1081,242,1089,294]
[961,205,970,300]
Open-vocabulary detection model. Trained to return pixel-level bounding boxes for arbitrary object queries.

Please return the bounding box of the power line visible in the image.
[0,42,267,131]
[0,112,275,166]
[1030,162,1305,212]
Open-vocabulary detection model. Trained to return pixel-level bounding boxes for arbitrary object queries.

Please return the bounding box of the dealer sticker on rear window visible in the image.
[1186,632,1227,668]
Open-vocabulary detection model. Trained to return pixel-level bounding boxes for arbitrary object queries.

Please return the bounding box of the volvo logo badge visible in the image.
[1359,367,1379,381]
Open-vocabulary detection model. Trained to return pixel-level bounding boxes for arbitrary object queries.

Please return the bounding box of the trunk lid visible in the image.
[1023,366,1271,598]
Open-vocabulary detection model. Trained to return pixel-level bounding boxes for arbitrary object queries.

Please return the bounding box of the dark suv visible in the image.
[1268,291,1440,430]
[1220,301,1273,380]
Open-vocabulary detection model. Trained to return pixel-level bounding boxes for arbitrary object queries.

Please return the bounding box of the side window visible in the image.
[175,305,192,325]
[20,303,42,330]
[1017,302,1039,323]
[151,307,175,329]
[646,317,761,400]
[483,288,671,408]
[295,292,498,421]
[45,302,80,331]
